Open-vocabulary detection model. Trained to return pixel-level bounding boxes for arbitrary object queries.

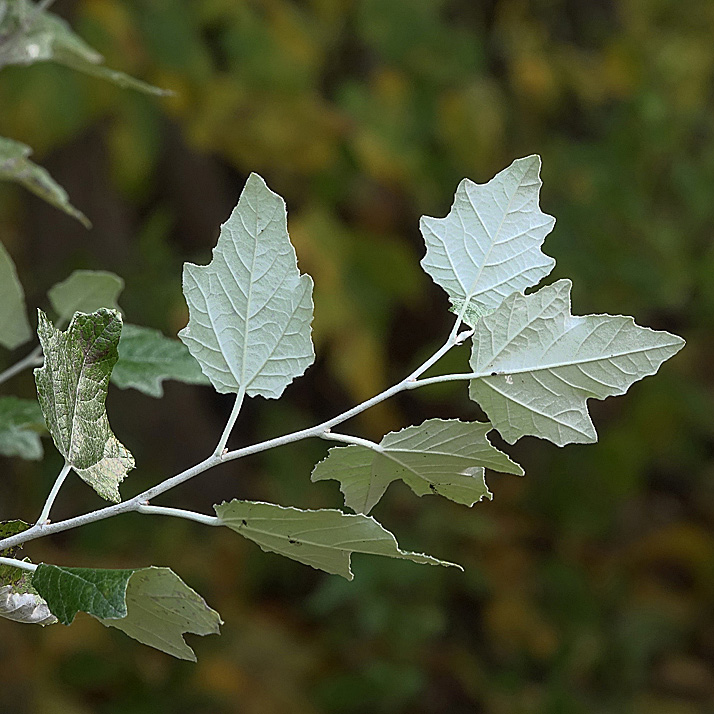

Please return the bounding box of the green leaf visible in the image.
[111,324,210,397]
[99,567,222,662]
[0,238,32,349]
[47,270,124,325]
[215,500,461,580]
[420,155,555,324]
[32,564,221,659]
[32,564,133,625]
[0,520,31,585]
[0,136,90,227]
[0,0,168,95]
[468,280,686,446]
[179,173,315,398]
[34,309,134,502]
[311,419,523,514]
[0,396,45,460]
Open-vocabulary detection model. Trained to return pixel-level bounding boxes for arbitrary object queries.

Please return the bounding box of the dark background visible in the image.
[0,1,711,712]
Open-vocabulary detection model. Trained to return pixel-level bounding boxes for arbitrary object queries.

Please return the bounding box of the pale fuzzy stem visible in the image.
[321,431,383,451]
[408,372,481,389]
[0,557,37,573]
[0,345,43,386]
[0,314,471,553]
[137,504,220,527]
[36,461,71,525]
[214,389,245,457]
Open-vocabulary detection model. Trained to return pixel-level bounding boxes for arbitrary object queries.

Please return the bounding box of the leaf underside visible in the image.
[312,419,523,514]
[32,564,221,659]
[468,279,686,445]
[34,309,134,502]
[179,173,315,398]
[99,567,222,661]
[420,155,555,325]
[215,499,461,580]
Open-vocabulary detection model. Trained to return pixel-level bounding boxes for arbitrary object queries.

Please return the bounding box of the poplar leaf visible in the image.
[420,155,555,324]
[311,419,523,514]
[0,396,45,460]
[48,270,124,325]
[111,324,210,397]
[0,136,90,227]
[0,0,168,95]
[179,173,315,398]
[32,565,221,660]
[215,500,461,580]
[32,564,134,624]
[468,280,686,446]
[0,239,32,349]
[34,309,134,502]
[99,567,222,662]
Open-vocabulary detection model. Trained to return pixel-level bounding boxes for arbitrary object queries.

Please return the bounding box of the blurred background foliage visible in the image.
[0,0,712,712]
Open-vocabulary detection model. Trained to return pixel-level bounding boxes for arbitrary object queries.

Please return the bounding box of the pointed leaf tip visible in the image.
[420,155,555,324]
[215,500,461,579]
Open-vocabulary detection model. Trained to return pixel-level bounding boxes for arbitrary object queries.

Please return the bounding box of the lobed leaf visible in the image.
[99,567,222,662]
[32,564,221,659]
[312,419,523,514]
[0,136,90,227]
[34,309,134,502]
[468,280,686,445]
[420,155,555,324]
[0,238,32,349]
[0,396,45,460]
[48,270,124,325]
[215,499,461,580]
[179,173,315,398]
[112,324,210,397]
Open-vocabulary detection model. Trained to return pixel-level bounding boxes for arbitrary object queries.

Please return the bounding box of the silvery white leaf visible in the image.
[179,173,315,398]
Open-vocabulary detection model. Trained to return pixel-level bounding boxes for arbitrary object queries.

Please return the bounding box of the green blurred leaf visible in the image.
[47,269,124,325]
[312,419,522,514]
[34,309,134,502]
[215,499,461,580]
[111,323,209,397]
[0,395,45,460]
[0,135,89,226]
[468,280,686,445]
[179,173,315,398]
[0,0,168,95]
[0,238,31,349]
[420,155,555,324]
